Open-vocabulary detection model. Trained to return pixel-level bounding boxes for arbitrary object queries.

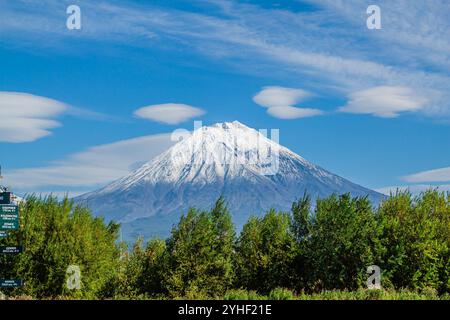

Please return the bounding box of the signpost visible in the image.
[0,246,23,254]
[0,205,19,231]
[0,166,24,291]
[0,192,11,205]
[0,280,23,288]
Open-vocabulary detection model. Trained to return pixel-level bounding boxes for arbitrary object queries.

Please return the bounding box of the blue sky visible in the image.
[0,0,449,197]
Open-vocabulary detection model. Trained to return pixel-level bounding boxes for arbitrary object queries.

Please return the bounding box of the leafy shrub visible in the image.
[224,289,265,300]
[0,196,120,299]
[304,194,382,291]
[268,288,295,300]
[378,190,450,293]
[235,210,296,293]
[164,197,235,298]
[2,191,449,300]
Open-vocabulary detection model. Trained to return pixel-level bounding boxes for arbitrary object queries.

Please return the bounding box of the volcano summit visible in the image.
[75,121,384,240]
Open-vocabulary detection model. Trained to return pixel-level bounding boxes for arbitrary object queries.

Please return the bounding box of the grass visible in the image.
[222,288,450,300]
[3,288,449,300]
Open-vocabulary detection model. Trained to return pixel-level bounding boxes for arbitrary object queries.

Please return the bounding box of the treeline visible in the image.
[0,190,449,299]
[0,197,119,299]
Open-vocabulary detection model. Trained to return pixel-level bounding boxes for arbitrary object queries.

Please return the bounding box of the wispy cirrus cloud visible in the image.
[2,0,450,119]
[3,133,176,196]
[253,86,311,108]
[376,184,450,196]
[253,86,323,119]
[134,103,205,125]
[65,105,120,122]
[402,166,450,183]
[309,0,450,73]
[339,86,429,118]
[266,106,324,120]
[376,165,450,195]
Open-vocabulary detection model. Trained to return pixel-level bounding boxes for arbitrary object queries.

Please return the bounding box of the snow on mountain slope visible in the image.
[75,121,384,240]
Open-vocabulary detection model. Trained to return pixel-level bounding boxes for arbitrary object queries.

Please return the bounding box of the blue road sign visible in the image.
[0,192,11,205]
[0,205,19,231]
[0,246,23,254]
[0,279,23,288]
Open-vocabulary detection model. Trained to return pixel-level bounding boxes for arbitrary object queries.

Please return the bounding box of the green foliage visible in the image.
[2,191,448,300]
[295,288,447,300]
[113,238,146,298]
[163,197,235,298]
[140,238,167,296]
[224,289,266,300]
[303,194,382,291]
[291,193,312,242]
[268,288,295,300]
[0,196,119,299]
[378,190,450,293]
[107,237,167,299]
[290,194,312,290]
[235,209,296,293]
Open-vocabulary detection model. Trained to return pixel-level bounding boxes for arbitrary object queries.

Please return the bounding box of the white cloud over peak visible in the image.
[0,92,113,143]
[4,133,175,194]
[253,86,323,119]
[402,166,450,183]
[253,86,310,108]
[339,86,428,118]
[134,103,205,125]
[267,106,324,119]
[377,165,450,196]
[375,184,450,196]
[0,92,68,143]
[2,1,450,119]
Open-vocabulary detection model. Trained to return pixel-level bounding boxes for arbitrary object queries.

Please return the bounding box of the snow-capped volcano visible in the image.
[76,121,384,240]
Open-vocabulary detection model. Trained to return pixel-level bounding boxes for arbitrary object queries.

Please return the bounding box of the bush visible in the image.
[378,190,450,293]
[2,191,449,300]
[268,288,295,300]
[235,210,296,293]
[0,196,119,299]
[303,194,382,291]
[296,289,443,300]
[164,197,235,298]
[224,289,265,300]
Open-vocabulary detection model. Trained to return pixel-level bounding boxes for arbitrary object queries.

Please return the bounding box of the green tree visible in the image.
[235,209,296,293]
[305,194,382,291]
[104,237,167,299]
[113,238,146,298]
[164,197,235,298]
[140,238,167,297]
[0,196,119,299]
[291,193,312,242]
[379,190,450,293]
[290,194,313,291]
[209,196,236,290]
